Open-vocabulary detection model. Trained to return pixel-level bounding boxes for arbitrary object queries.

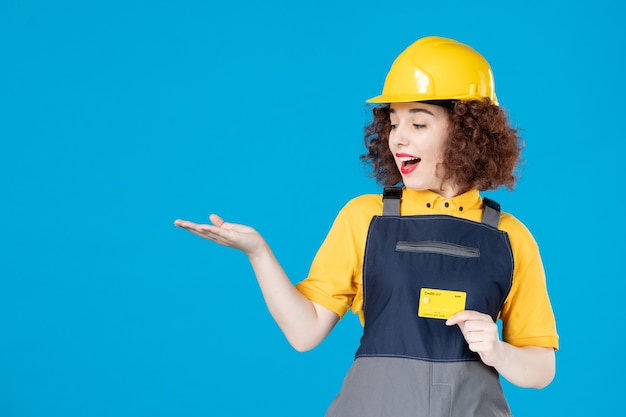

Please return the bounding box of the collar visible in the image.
[402,188,483,214]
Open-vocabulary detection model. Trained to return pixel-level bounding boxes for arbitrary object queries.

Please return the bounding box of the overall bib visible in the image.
[326,188,514,417]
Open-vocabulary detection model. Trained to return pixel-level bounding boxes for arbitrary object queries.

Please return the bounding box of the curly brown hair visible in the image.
[361,99,523,192]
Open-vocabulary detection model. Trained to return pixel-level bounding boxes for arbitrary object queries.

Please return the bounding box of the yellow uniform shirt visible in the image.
[296,188,559,349]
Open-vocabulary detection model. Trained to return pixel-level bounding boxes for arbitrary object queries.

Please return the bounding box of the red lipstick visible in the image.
[396,153,421,175]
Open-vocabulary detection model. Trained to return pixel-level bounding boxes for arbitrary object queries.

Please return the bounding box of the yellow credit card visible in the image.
[418,288,467,319]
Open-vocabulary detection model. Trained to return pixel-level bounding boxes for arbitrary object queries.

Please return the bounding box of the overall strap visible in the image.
[382,187,402,216]
[481,197,501,228]
[384,188,502,228]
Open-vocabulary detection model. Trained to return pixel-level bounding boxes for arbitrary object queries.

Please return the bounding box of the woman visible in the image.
[175,36,558,417]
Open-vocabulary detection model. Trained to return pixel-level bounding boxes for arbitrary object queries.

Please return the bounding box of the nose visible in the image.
[389,124,408,148]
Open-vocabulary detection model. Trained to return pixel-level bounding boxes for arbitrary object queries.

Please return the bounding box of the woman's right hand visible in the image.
[174,214,266,257]
[174,213,339,351]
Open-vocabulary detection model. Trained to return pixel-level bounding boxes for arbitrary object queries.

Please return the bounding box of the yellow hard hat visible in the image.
[367,36,497,104]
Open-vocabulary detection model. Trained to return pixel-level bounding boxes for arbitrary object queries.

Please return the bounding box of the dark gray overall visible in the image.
[326,188,514,417]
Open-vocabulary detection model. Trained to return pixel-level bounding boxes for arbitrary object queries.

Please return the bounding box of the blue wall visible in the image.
[1,1,624,415]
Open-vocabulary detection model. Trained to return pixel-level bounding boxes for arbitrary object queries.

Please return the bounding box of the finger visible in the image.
[176,221,229,242]
[175,220,211,233]
[462,328,490,343]
[210,217,257,234]
[466,320,496,334]
[469,338,499,351]
[175,217,226,230]
[446,310,489,326]
[209,214,225,227]
[174,219,205,229]
[446,310,473,326]
[468,342,488,353]
[197,223,245,245]
[189,232,234,248]
[184,225,236,245]
[463,327,499,350]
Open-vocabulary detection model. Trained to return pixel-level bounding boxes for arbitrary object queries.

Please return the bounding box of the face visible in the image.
[388,102,456,197]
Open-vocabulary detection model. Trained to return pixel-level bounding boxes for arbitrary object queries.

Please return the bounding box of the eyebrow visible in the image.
[389,108,435,116]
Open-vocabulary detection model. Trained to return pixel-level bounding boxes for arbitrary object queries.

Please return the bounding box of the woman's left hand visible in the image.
[446,310,503,367]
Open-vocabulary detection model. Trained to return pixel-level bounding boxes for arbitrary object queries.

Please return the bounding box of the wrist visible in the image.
[247,240,271,263]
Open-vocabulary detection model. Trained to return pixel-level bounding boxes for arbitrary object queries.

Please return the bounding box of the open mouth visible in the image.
[399,156,421,174]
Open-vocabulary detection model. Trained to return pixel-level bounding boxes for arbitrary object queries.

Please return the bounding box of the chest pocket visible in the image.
[395,241,480,258]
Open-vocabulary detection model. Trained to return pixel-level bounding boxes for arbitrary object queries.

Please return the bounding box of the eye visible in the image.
[413,124,426,129]
[390,123,397,130]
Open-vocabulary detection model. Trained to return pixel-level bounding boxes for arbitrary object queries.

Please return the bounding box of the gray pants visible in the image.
[325,357,512,417]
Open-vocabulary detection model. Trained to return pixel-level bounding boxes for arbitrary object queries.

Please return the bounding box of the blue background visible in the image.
[1,1,624,416]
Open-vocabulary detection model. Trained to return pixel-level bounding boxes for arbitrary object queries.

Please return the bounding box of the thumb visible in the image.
[209,214,225,227]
